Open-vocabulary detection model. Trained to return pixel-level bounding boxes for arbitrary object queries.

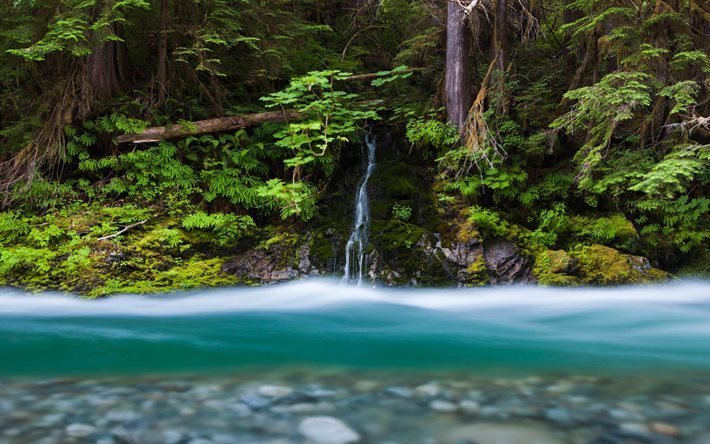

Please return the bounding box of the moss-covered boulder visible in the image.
[572,244,668,284]
[533,250,579,286]
[533,244,668,286]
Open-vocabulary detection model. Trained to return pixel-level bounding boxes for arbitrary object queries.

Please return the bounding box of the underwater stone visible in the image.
[430,400,458,413]
[257,385,293,398]
[385,387,413,398]
[298,416,361,444]
[446,423,563,444]
[544,408,573,426]
[240,394,271,409]
[65,423,96,438]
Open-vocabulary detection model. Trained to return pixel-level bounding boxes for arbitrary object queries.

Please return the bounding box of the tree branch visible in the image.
[97,219,149,241]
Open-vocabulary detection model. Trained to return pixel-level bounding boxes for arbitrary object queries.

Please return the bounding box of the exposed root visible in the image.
[452,58,508,178]
[0,68,83,207]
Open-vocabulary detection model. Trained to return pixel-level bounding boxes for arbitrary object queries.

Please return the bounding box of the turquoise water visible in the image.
[2,280,710,443]
[2,280,710,377]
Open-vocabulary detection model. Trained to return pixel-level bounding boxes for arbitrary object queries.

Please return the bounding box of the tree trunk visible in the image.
[445,1,471,135]
[157,0,169,106]
[82,1,131,114]
[493,0,507,72]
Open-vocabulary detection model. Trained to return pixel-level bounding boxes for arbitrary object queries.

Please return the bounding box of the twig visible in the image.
[97,219,149,241]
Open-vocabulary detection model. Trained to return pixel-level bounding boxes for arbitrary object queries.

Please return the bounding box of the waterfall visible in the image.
[342,134,377,285]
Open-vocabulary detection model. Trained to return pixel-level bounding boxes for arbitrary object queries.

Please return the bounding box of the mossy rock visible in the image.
[571,244,668,285]
[463,255,489,286]
[533,250,579,286]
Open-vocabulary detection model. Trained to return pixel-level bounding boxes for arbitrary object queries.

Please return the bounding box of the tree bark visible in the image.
[157,0,169,106]
[493,0,507,72]
[445,1,472,134]
[115,110,303,143]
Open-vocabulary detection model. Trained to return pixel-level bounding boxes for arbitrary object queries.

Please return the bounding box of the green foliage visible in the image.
[629,145,709,199]
[7,0,149,61]
[468,206,512,239]
[262,70,378,173]
[392,202,412,222]
[405,119,459,156]
[182,211,255,246]
[552,71,653,187]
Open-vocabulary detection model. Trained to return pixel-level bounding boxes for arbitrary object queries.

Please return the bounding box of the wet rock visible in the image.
[304,389,337,399]
[430,400,458,413]
[222,238,317,284]
[446,423,564,444]
[257,385,293,399]
[545,408,573,426]
[227,403,252,417]
[459,400,481,415]
[106,410,140,423]
[650,422,680,437]
[385,387,413,398]
[483,240,533,284]
[65,423,96,438]
[240,394,271,409]
[298,416,361,444]
[271,402,335,414]
[415,383,442,398]
[619,422,651,435]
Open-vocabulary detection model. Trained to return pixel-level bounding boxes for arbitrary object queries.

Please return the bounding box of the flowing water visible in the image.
[342,135,376,285]
[2,280,710,443]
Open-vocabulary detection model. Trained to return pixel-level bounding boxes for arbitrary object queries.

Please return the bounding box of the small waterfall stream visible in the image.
[342,134,377,284]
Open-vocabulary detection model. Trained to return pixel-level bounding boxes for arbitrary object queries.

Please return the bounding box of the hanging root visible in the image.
[0,69,81,207]
[452,57,508,178]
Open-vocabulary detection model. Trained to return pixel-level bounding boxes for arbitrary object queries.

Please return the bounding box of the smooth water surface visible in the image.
[2,279,710,377]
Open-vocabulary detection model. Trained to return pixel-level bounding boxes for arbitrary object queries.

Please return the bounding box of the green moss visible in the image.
[533,250,579,286]
[88,256,238,298]
[569,214,639,251]
[571,244,668,285]
[464,255,489,286]
[369,162,418,198]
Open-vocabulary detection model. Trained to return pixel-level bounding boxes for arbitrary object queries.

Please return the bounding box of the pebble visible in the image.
[65,423,96,438]
[447,423,564,444]
[430,400,458,413]
[240,394,272,409]
[544,407,573,425]
[415,383,441,398]
[459,400,480,415]
[227,403,253,417]
[257,385,293,398]
[298,416,360,444]
[385,387,413,398]
[106,409,139,422]
[619,422,651,435]
[271,402,335,414]
[650,422,680,437]
[305,389,337,398]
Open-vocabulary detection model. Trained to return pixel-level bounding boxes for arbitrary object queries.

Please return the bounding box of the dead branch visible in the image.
[97,219,149,241]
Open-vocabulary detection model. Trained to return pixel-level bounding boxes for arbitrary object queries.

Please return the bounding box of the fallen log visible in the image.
[115,109,302,144]
[116,68,421,144]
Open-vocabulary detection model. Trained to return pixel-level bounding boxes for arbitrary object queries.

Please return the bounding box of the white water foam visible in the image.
[0,279,709,318]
